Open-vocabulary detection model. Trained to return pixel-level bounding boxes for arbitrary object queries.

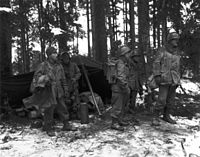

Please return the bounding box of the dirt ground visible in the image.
[0,79,200,157]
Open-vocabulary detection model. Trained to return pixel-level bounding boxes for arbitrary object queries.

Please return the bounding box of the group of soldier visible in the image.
[28,47,81,136]
[28,31,181,135]
[110,31,181,131]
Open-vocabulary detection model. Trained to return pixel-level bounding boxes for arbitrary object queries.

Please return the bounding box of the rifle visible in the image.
[78,55,102,116]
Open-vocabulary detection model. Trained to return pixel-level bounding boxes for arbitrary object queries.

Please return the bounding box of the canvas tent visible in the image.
[1,55,111,109]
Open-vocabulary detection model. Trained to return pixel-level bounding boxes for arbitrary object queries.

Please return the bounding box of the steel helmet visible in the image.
[167,32,180,42]
[119,45,131,56]
[131,49,141,57]
[59,49,71,60]
[46,47,57,57]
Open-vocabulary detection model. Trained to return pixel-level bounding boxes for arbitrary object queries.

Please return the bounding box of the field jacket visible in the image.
[112,58,130,93]
[153,46,181,85]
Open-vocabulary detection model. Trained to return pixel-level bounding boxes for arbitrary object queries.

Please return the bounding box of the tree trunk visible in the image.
[161,0,167,46]
[153,0,157,48]
[38,0,45,61]
[125,0,128,43]
[19,0,27,73]
[129,0,135,49]
[175,0,181,33]
[0,0,12,110]
[92,0,108,62]
[0,0,12,77]
[90,0,95,58]
[106,0,114,57]
[58,0,67,50]
[26,30,30,72]
[86,0,91,58]
[138,0,149,81]
[123,0,128,43]
[162,18,167,45]
[111,0,117,41]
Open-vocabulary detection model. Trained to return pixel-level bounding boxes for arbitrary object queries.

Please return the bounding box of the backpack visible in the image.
[105,57,118,84]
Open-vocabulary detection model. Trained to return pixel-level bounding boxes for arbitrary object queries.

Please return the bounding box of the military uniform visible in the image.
[30,60,69,122]
[27,47,75,136]
[60,52,81,118]
[153,32,181,124]
[128,51,143,111]
[110,46,131,131]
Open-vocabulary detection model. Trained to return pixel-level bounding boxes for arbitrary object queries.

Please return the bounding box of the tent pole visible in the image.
[78,55,102,116]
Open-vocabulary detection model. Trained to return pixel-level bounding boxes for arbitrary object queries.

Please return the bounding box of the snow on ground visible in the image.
[0,116,200,157]
[1,79,200,157]
[177,79,200,96]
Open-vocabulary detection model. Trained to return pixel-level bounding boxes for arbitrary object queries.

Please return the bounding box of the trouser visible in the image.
[129,90,138,109]
[155,84,177,116]
[69,88,80,107]
[44,97,69,126]
[110,86,130,120]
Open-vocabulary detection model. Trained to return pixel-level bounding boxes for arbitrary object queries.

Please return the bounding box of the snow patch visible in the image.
[177,79,200,95]
[51,27,66,36]
[0,7,12,13]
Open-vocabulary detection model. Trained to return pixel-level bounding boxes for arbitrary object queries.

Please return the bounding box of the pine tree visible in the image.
[92,0,107,62]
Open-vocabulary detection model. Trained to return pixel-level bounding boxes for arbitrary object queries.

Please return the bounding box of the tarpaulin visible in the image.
[1,56,111,108]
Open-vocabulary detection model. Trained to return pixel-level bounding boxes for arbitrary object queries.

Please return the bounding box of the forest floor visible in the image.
[1,79,200,157]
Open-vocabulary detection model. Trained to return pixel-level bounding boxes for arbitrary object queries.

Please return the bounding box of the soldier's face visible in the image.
[133,56,140,63]
[49,53,58,61]
[170,39,179,48]
[62,55,70,64]
[125,52,131,58]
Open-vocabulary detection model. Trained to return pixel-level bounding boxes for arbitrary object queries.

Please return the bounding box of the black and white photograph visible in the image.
[0,0,200,156]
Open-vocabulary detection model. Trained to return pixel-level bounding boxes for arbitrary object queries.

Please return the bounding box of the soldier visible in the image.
[128,49,143,113]
[110,45,132,131]
[59,50,81,119]
[152,32,181,124]
[29,47,75,136]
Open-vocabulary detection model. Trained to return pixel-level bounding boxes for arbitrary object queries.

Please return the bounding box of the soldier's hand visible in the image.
[35,86,44,92]
[154,76,161,85]
[139,89,143,97]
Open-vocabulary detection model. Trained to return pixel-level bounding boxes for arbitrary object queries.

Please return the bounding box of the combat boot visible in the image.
[118,119,129,126]
[62,120,77,131]
[163,114,176,124]
[43,123,55,136]
[163,107,176,124]
[111,118,124,131]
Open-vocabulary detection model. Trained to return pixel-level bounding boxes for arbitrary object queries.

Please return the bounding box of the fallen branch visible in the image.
[181,140,187,157]
[81,140,95,156]
[19,126,25,135]
[144,148,151,157]
[179,84,187,95]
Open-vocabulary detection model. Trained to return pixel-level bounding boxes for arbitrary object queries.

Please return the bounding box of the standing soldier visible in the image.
[29,47,75,136]
[128,49,143,113]
[60,50,81,119]
[152,32,181,124]
[110,45,131,131]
